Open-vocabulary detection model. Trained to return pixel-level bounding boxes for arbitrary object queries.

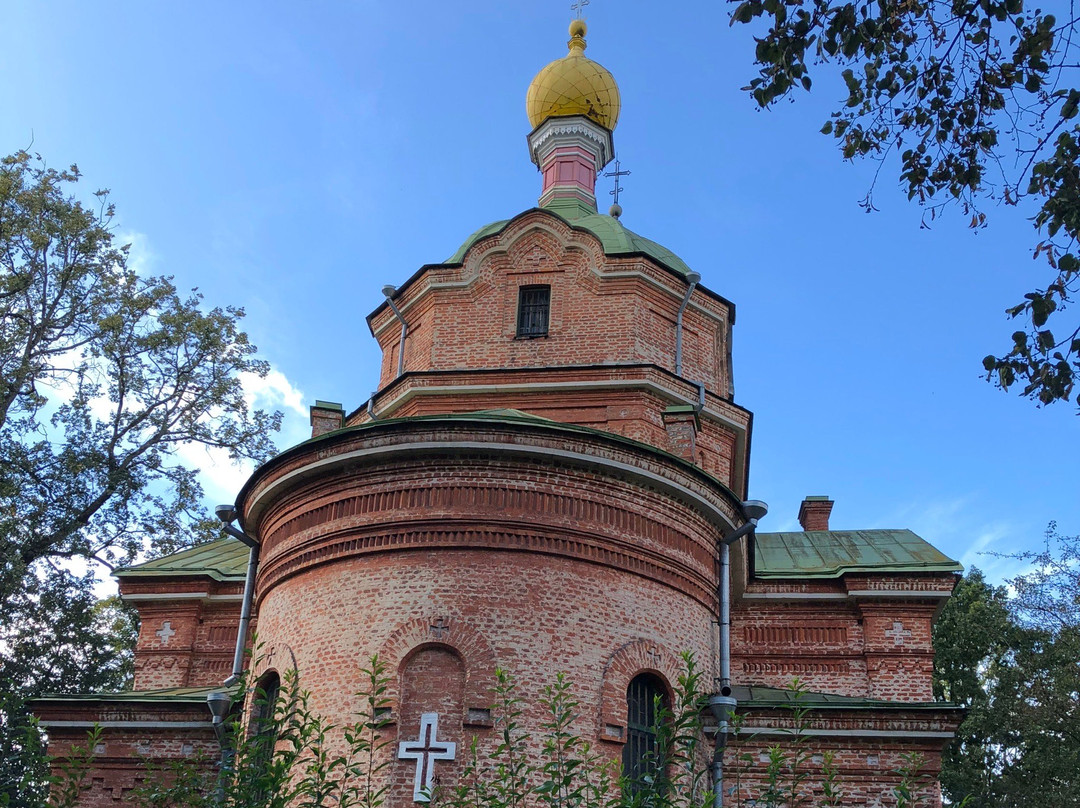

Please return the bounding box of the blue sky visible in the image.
[3,0,1076,585]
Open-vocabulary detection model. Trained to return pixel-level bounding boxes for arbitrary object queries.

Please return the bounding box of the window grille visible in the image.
[623,674,666,791]
[249,671,281,796]
[516,285,550,338]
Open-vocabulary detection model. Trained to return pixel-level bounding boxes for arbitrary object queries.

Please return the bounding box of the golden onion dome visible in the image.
[526,19,621,131]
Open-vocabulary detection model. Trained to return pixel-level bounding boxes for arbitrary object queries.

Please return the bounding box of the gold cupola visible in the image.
[526,19,621,131]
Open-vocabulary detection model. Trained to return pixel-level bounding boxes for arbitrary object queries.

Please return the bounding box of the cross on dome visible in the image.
[525,18,621,131]
[604,157,630,217]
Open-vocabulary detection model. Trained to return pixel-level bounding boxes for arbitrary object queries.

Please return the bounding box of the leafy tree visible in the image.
[933,569,1080,807]
[1004,522,1080,632]
[729,0,1080,408]
[0,150,281,804]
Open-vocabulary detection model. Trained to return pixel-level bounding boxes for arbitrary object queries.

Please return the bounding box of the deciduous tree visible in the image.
[729,0,1080,408]
[933,569,1080,807]
[0,150,281,805]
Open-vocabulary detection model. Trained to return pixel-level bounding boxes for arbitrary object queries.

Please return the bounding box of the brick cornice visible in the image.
[244,419,744,613]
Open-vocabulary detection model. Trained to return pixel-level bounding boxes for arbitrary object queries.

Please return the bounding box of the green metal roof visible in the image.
[446,198,695,277]
[731,684,961,712]
[31,685,231,704]
[754,529,963,579]
[114,539,249,581]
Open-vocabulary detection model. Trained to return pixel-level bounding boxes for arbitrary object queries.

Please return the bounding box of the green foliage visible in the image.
[933,567,1080,807]
[135,655,394,808]
[893,752,933,808]
[0,578,137,805]
[1003,522,1080,632]
[42,653,966,808]
[733,678,817,808]
[0,149,281,800]
[728,0,1080,409]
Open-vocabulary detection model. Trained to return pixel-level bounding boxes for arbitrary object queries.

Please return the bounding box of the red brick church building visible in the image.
[33,19,963,807]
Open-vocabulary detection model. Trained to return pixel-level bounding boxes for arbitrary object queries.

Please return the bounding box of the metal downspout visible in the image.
[223,531,259,687]
[207,508,260,804]
[382,287,408,378]
[719,540,733,693]
[674,271,701,377]
[712,501,768,808]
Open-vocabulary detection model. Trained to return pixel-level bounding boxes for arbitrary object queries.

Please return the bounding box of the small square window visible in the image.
[516,285,550,338]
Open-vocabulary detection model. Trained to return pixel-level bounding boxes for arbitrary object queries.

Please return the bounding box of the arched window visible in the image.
[247,670,281,798]
[250,671,280,739]
[623,673,667,790]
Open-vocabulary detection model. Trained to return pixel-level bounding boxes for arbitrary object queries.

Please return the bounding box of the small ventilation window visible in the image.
[516,285,550,338]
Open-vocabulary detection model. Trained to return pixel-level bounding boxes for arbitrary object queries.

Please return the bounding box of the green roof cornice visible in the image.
[114,539,249,582]
[30,685,238,705]
[754,529,963,579]
[730,684,963,712]
[445,202,696,278]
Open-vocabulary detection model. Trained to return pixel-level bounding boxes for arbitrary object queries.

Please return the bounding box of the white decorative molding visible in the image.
[121,592,244,603]
[528,115,614,169]
[39,720,213,729]
[732,726,955,740]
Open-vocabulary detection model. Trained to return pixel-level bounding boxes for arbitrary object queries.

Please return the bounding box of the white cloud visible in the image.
[240,368,308,419]
[119,230,156,277]
[873,495,1037,585]
[179,366,310,507]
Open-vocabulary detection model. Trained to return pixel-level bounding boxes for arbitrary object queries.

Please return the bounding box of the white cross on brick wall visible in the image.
[156,621,176,646]
[398,712,456,802]
[885,621,912,646]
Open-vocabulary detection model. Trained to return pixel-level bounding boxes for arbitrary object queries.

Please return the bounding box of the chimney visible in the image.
[798,496,833,531]
[310,400,345,438]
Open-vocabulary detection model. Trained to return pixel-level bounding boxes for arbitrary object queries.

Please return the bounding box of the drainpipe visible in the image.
[710,499,769,808]
[366,391,380,421]
[382,285,407,378]
[674,271,701,377]
[206,505,259,804]
[213,505,259,687]
[206,690,232,804]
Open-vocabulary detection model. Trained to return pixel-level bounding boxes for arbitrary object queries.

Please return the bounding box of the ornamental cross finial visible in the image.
[571,0,590,19]
[398,713,457,802]
[604,158,631,206]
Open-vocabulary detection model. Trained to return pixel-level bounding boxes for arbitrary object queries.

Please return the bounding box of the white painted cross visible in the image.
[398,712,456,802]
[156,621,176,646]
[885,621,912,646]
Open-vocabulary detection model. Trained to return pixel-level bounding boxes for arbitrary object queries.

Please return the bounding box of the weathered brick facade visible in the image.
[31,24,964,808]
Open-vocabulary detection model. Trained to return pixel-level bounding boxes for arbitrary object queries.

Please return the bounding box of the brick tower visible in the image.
[32,19,963,808]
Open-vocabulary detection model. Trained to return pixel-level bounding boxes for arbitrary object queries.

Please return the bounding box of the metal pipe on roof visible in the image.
[674,271,701,377]
[382,285,408,378]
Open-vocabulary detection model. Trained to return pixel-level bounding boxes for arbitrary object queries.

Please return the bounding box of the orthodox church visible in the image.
[33,19,964,808]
